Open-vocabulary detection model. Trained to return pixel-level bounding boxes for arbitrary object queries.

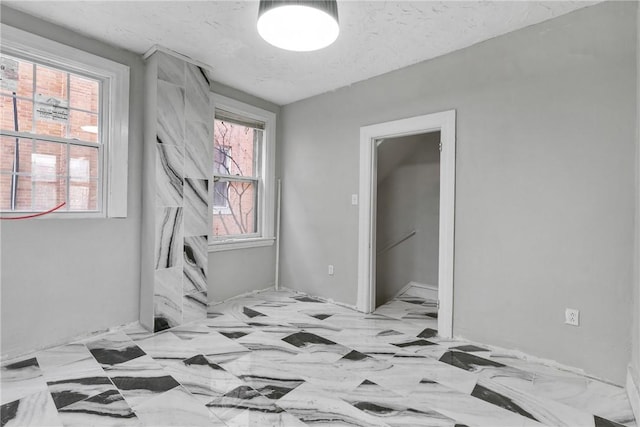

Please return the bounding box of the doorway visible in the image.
[357,110,456,338]
[375,132,440,308]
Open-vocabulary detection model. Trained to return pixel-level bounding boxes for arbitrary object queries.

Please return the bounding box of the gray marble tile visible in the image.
[155,143,184,207]
[185,120,211,179]
[185,63,210,124]
[154,267,183,332]
[184,178,209,237]
[154,207,183,269]
[156,51,185,87]
[156,80,184,147]
[57,389,140,427]
[1,358,48,405]
[183,291,209,324]
[184,235,207,294]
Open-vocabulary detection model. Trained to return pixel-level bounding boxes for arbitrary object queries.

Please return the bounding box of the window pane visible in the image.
[33,141,67,180]
[69,110,98,142]
[70,74,99,113]
[15,175,33,210]
[0,173,12,210]
[70,145,99,182]
[34,177,66,210]
[1,137,33,174]
[213,181,228,208]
[70,178,98,211]
[213,180,257,237]
[36,64,68,102]
[214,119,259,177]
[1,96,33,132]
[1,56,33,99]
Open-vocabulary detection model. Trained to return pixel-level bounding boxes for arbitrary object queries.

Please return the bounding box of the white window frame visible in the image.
[209,94,276,252]
[0,24,129,218]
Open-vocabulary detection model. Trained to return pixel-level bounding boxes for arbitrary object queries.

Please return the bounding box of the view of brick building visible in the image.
[1,55,100,212]
[212,119,260,237]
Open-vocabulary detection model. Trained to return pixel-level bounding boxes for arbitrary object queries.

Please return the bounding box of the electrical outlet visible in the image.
[351,194,358,205]
[565,308,580,326]
[328,265,334,276]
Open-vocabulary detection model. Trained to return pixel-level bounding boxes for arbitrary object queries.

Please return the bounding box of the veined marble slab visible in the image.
[156,80,184,147]
[155,144,184,207]
[183,291,208,324]
[184,235,207,295]
[184,179,209,238]
[1,358,48,405]
[185,63,210,124]
[156,52,185,87]
[1,389,62,427]
[154,207,183,270]
[133,386,225,426]
[184,121,211,180]
[153,267,183,332]
[57,389,139,427]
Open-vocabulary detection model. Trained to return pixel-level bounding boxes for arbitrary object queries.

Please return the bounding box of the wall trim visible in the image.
[628,366,640,425]
[393,282,438,300]
[208,286,276,308]
[280,286,360,312]
[357,110,456,338]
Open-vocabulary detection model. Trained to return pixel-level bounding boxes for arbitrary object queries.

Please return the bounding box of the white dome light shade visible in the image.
[258,1,339,52]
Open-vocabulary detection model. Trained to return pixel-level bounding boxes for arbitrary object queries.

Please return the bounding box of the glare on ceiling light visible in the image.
[257,0,339,52]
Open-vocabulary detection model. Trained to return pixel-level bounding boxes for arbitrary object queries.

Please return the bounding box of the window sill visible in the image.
[208,237,275,253]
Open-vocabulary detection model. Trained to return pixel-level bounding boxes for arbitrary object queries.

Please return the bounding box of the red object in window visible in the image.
[0,202,65,220]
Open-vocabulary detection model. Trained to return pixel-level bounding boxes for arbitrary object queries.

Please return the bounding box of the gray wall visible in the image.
[279,1,636,384]
[0,7,144,357]
[208,82,280,303]
[376,133,440,305]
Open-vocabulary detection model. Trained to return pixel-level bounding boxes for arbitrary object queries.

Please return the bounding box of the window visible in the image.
[210,94,276,251]
[0,25,129,218]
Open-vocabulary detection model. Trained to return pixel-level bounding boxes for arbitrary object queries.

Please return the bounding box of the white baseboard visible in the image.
[280,286,360,312]
[628,366,640,425]
[208,285,275,310]
[398,282,438,300]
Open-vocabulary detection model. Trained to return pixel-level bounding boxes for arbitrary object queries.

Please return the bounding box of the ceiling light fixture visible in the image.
[257,0,339,52]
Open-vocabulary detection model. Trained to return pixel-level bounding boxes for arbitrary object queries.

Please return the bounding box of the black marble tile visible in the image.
[110,375,180,393]
[89,346,146,366]
[416,328,438,339]
[282,332,337,348]
[219,331,249,339]
[47,376,113,409]
[1,400,19,426]
[594,415,627,427]
[3,357,39,370]
[471,384,537,421]
[392,339,436,348]
[292,296,321,303]
[183,354,224,370]
[243,307,266,318]
[426,312,438,319]
[439,350,505,372]
[377,329,403,337]
[341,350,370,361]
[58,389,138,421]
[309,314,333,320]
[450,344,488,352]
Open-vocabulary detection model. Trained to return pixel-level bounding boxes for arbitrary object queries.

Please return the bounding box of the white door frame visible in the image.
[357,110,456,338]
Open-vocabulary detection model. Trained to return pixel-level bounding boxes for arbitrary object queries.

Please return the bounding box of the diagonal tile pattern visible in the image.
[1,289,637,427]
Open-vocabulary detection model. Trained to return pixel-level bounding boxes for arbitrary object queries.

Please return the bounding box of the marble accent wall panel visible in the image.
[186,63,210,123]
[157,80,185,147]
[154,267,183,331]
[185,121,211,180]
[183,291,207,324]
[156,144,184,206]
[146,50,211,332]
[155,207,183,270]
[158,53,185,86]
[184,178,208,237]
[184,235,207,295]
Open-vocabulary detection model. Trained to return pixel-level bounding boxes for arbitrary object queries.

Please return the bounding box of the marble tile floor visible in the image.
[1,289,636,427]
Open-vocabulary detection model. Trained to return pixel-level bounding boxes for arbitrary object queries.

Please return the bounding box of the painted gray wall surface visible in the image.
[376,133,440,306]
[0,7,144,357]
[633,1,640,383]
[207,83,280,304]
[279,1,636,384]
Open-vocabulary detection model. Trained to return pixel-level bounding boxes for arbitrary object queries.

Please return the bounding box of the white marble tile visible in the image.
[184,235,207,294]
[188,331,251,364]
[185,63,210,123]
[103,355,179,408]
[133,331,197,363]
[206,385,280,424]
[1,358,48,405]
[1,389,63,427]
[153,267,183,332]
[184,120,211,180]
[133,386,225,426]
[84,331,146,367]
[156,80,184,147]
[156,52,184,86]
[183,291,208,324]
[277,382,391,427]
[225,406,308,427]
[35,344,93,371]
[183,178,209,237]
[155,143,184,207]
[42,357,113,410]
[57,389,140,427]
[154,207,183,270]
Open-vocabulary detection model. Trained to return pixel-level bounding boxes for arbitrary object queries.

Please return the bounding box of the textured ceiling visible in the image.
[4,1,599,105]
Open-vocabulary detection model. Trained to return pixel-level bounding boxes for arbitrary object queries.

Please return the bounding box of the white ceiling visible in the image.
[4,1,599,105]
